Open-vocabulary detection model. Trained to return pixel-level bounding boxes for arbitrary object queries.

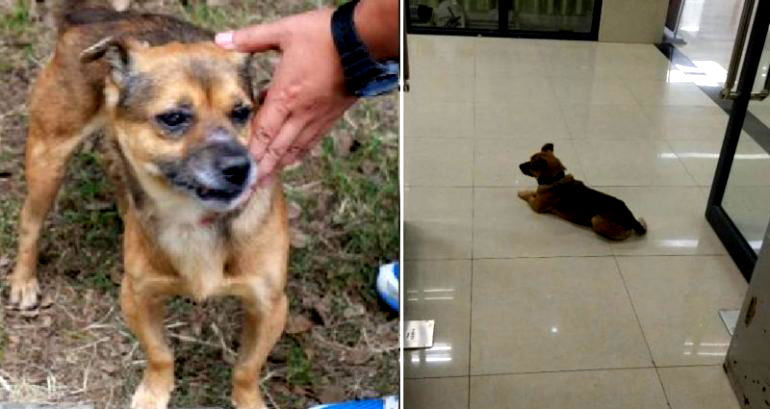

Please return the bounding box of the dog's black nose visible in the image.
[218,154,252,187]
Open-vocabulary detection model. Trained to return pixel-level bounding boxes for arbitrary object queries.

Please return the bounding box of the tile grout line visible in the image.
[406,362,726,381]
[660,138,702,187]
[466,37,478,409]
[405,253,728,262]
[550,77,592,182]
[619,48,702,191]
[611,255,673,408]
[405,184,711,189]
[551,74,574,136]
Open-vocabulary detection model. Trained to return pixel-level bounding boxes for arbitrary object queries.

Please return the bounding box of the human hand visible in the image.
[216,8,357,184]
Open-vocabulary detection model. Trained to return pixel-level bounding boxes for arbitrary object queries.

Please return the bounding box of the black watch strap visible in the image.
[331,0,382,96]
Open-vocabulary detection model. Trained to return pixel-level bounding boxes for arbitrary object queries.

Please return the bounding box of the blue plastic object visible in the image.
[376,262,399,312]
[310,395,399,409]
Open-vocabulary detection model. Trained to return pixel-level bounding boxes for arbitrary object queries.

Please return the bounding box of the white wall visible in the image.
[599,0,669,43]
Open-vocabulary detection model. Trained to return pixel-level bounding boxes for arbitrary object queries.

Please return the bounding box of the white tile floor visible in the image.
[404,34,750,409]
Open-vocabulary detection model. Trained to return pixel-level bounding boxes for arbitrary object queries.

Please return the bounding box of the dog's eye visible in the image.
[156,110,192,131]
[231,105,252,124]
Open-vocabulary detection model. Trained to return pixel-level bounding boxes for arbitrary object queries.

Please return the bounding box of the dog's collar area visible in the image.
[537,171,567,186]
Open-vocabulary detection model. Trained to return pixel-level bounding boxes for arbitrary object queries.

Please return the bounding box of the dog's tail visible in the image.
[54,0,117,32]
[633,217,647,236]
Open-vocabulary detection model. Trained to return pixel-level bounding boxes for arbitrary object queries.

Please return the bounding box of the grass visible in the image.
[0,199,20,250]
[285,337,315,386]
[0,1,399,407]
[287,128,399,302]
[57,149,123,294]
[182,1,247,30]
[0,0,32,36]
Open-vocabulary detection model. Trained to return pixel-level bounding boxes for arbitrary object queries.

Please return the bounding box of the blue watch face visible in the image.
[357,61,400,98]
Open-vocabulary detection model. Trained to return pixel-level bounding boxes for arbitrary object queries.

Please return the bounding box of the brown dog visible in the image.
[7,4,288,409]
[517,143,647,241]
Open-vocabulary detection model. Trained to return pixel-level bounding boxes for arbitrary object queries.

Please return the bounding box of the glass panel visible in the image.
[722,29,770,253]
[408,0,597,33]
[509,0,596,33]
[748,34,770,128]
[408,0,498,29]
[722,133,770,252]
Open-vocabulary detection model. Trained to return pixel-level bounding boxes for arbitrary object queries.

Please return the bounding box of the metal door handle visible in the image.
[722,0,757,100]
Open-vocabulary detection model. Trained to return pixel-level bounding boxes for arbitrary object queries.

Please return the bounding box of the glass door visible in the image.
[407,0,602,40]
[707,0,770,280]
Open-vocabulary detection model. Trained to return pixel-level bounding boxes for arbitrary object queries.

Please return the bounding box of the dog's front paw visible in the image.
[232,388,267,409]
[517,190,533,200]
[233,401,267,409]
[131,382,171,409]
[8,275,40,310]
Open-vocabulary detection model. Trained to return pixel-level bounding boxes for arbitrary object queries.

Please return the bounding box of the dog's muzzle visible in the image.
[519,162,532,176]
[162,141,257,211]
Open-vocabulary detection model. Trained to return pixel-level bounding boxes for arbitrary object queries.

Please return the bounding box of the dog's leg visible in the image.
[8,121,85,309]
[110,0,132,11]
[231,291,288,409]
[518,190,546,211]
[518,191,549,213]
[591,215,633,241]
[517,190,535,200]
[121,277,174,409]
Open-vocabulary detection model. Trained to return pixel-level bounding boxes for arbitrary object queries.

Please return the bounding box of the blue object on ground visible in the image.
[376,262,399,312]
[309,395,399,409]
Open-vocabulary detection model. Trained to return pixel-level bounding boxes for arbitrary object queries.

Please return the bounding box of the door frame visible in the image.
[406,0,603,41]
[706,0,770,282]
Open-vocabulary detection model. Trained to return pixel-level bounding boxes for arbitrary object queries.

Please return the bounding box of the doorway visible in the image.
[707,0,770,281]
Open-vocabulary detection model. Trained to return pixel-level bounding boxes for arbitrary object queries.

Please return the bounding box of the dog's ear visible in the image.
[80,36,146,86]
[541,143,554,152]
[232,52,256,101]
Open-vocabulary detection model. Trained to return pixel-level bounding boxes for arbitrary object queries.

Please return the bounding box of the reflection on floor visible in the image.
[404,35,750,409]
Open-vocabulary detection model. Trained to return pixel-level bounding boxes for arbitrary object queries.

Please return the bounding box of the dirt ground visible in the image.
[0,1,400,408]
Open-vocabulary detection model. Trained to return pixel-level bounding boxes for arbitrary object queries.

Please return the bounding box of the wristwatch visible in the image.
[331,0,399,97]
